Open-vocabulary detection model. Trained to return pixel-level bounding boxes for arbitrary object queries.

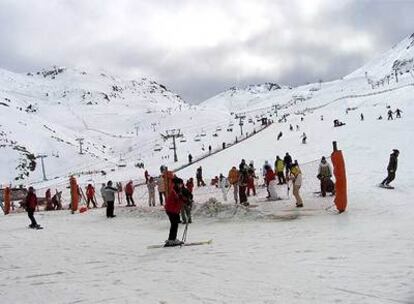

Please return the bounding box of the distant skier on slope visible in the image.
[395,108,403,118]
[387,109,394,120]
[380,149,399,188]
[301,132,307,144]
[277,131,283,140]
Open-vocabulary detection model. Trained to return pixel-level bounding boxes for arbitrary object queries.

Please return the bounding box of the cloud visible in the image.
[0,0,413,103]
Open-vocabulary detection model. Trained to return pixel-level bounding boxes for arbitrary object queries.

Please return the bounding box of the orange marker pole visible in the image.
[331,141,347,213]
[70,176,79,213]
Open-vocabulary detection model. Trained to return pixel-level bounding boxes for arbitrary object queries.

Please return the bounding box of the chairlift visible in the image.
[153,144,162,152]
[200,130,207,137]
[213,133,218,137]
[194,135,201,142]
[216,126,222,131]
[180,137,187,143]
[169,144,175,150]
[227,128,233,132]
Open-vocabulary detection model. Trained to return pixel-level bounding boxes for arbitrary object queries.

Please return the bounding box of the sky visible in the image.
[0,0,413,103]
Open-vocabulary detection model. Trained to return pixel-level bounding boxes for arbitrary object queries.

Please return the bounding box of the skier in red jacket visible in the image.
[86,184,97,208]
[164,177,184,246]
[25,187,41,229]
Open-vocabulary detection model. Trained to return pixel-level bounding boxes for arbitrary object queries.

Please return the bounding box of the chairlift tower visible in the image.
[235,114,246,136]
[36,154,48,181]
[161,129,183,162]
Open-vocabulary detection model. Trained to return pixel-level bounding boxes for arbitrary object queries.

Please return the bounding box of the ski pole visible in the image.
[181,220,189,243]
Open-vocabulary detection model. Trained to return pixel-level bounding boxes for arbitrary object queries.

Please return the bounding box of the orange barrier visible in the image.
[331,144,347,213]
[4,187,11,215]
[70,176,79,213]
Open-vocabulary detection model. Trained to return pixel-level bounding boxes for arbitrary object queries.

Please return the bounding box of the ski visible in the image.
[378,184,394,190]
[28,225,44,230]
[147,239,212,249]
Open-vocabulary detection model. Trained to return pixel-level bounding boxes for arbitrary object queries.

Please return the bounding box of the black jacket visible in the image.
[387,153,398,172]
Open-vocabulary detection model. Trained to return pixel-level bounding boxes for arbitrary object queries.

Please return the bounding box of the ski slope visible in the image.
[1,34,414,304]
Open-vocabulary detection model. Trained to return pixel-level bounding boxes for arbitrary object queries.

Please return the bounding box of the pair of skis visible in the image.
[147,239,212,249]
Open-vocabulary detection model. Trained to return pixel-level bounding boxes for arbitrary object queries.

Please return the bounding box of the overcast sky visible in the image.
[0,0,413,103]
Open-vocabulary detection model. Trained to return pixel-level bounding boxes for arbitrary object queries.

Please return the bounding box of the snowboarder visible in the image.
[228,166,239,203]
[188,153,193,164]
[317,156,334,197]
[238,168,249,205]
[290,163,303,207]
[301,132,307,144]
[219,174,228,201]
[387,109,394,120]
[164,177,184,246]
[100,183,107,207]
[284,152,293,179]
[196,166,206,187]
[277,131,283,140]
[275,156,286,184]
[264,165,279,200]
[380,149,399,187]
[104,181,118,218]
[180,180,193,224]
[246,162,256,196]
[395,108,402,118]
[25,187,41,229]
[125,180,136,206]
[86,184,97,208]
[147,177,156,206]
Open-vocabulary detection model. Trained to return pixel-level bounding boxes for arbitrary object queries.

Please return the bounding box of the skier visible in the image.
[196,166,206,187]
[104,181,118,218]
[290,163,303,208]
[284,152,293,179]
[180,180,193,224]
[186,178,194,193]
[100,183,107,207]
[301,132,307,144]
[264,165,279,200]
[380,149,399,187]
[164,177,184,246]
[25,187,41,229]
[277,131,283,140]
[395,108,402,118]
[86,184,97,208]
[317,156,334,197]
[238,168,249,206]
[360,113,364,121]
[147,177,156,206]
[387,109,393,120]
[320,115,324,121]
[275,156,286,184]
[289,124,293,131]
[246,161,256,196]
[125,180,136,206]
[228,166,239,203]
[219,173,228,201]
[188,153,193,164]
[157,175,165,206]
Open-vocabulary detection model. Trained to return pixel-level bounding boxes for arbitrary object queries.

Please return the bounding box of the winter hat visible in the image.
[393,149,400,154]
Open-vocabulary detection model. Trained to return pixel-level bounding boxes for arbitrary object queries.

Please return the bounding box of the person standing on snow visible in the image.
[381,149,399,187]
[25,187,41,228]
[86,184,97,208]
[104,181,118,218]
[290,163,303,208]
[284,152,293,180]
[238,168,249,206]
[246,161,256,196]
[196,166,206,187]
[147,177,157,206]
[301,132,307,144]
[317,156,334,197]
[144,170,150,184]
[157,175,166,206]
[180,180,193,224]
[100,183,107,207]
[125,180,136,207]
[186,178,194,193]
[219,173,228,201]
[277,131,283,141]
[264,165,279,200]
[395,108,402,118]
[387,109,394,120]
[275,156,286,184]
[188,153,193,164]
[164,177,184,246]
[228,166,239,204]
